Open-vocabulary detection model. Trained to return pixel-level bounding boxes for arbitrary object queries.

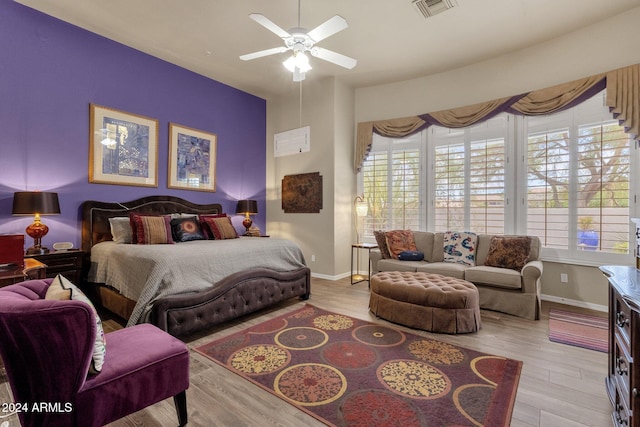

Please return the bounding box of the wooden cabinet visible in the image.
[26,250,84,284]
[601,265,640,427]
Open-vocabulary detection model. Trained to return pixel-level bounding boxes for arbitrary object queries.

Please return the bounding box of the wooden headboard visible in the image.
[81,195,223,252]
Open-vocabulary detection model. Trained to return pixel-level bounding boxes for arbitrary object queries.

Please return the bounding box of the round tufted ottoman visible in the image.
[369,272,481,334]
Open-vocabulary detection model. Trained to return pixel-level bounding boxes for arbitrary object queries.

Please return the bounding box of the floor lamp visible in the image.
[353,195,368,280]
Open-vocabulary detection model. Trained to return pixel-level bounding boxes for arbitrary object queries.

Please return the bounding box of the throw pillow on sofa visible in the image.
[385,230,417,259]
[398,250,424,261]
[373,230,392,259]
[484,235,532,271]
[443,231,477,266]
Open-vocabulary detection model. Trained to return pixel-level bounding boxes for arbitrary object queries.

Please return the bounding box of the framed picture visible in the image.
[282,172,323,213]
[89,104,159,187]
[168,123,217,192]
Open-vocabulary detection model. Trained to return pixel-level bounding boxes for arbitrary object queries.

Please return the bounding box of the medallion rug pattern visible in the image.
[194,305,522,427]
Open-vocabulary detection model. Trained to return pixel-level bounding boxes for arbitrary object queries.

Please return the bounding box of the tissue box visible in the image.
[0,234,24,267]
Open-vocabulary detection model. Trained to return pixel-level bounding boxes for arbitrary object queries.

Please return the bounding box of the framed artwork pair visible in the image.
[89,104,217,192]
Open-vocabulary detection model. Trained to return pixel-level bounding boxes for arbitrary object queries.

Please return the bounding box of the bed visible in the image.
[81,195,311,336]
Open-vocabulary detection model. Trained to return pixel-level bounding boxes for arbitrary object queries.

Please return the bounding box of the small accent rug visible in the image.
[194,304,522,426]
[548,309,608,353]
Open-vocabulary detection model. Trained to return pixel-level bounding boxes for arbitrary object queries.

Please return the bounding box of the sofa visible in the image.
[370,231,543,320]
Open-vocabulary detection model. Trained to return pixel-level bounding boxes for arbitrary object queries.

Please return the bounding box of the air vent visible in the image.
[412,0,457,18]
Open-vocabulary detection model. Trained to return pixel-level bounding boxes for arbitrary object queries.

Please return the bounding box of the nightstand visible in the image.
[26,250,85,284]
[0,258,46,287]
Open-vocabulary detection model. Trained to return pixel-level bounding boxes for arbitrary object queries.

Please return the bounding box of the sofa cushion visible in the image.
[412,232,435,262]
[443,231,477,266]
[385,230,417,259]
[377,259,422,272]
[483,236,532,271]
[464,266,522,289]
[416,262,467,279]
[373,230,392,259]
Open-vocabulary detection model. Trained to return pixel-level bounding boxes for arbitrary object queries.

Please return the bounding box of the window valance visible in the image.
[355,63,640,172]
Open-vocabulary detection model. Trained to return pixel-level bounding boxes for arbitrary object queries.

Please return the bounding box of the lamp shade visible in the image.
[12,192,61,215]
[236,200,258,215]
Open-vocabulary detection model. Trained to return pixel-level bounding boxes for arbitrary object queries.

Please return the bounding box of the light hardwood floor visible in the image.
[0,277,612,426]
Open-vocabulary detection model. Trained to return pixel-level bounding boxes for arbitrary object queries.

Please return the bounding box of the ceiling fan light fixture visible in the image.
[283,52,311,73]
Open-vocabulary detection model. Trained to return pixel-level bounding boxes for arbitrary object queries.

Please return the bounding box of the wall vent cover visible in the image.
[412,0,457,18]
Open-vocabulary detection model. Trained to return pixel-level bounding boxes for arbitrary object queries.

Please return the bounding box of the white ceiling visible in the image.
[16,0,640,99]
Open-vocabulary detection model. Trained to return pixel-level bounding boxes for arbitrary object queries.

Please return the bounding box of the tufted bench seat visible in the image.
[369,271,481,334]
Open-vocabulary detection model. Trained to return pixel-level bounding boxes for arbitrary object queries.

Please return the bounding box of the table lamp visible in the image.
[236,200,258,235]
[12,191,61,255]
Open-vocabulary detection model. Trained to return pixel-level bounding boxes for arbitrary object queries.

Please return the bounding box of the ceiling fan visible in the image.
[239,2,357,82]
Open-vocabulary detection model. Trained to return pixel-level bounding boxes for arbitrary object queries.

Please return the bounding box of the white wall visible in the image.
[355,7,640,122]
[266,77,355,279]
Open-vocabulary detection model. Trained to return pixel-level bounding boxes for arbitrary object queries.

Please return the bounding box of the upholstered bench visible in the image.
[369,271,481,334]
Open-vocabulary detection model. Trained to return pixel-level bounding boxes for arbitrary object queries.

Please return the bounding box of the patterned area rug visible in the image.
[548,309,608,352]
[194,304,522,426]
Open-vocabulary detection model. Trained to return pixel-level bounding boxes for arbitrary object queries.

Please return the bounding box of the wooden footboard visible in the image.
[151,267,311,336]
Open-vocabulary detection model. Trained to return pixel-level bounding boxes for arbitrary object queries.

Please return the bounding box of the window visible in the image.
[361,133,423,234]
[430,115,511,234]
[359,90,635,265]
[524,92,632,263]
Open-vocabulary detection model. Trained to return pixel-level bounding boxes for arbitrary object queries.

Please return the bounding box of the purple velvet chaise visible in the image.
[0,279,190,427]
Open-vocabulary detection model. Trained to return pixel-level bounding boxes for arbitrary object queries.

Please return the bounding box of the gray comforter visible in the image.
[88,237,306,326]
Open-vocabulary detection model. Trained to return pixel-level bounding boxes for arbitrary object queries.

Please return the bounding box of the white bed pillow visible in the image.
[109,217,132,244]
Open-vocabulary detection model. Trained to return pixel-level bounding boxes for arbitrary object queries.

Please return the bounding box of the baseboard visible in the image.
[311,271,351,281]
[541,293,608,313]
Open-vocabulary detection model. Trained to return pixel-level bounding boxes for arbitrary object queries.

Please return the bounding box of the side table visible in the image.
[0,258,47,287]
[26,250,85,284]
[351,243,378,285]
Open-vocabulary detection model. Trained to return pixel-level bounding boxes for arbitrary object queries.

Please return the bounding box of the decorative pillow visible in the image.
[44,278,72,300]
[385,230,417,259]
[373,230,392,259]
[129,214,174,244]
[443,231,477,266]
[108,217,132,244]
[201,216,239,240]
[484,236,532,272]
[47,274,106,375]
[199,214,228,239]
[398,250,424,261]
[170,216,206,242]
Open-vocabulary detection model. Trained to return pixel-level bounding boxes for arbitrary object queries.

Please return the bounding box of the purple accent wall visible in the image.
[0,2,266,249]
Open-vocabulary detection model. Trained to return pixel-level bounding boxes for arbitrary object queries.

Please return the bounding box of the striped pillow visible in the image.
[129,214,174,244]
[202,216,238,240]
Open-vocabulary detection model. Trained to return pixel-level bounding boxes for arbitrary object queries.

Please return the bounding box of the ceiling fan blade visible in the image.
[307,15,348,43]
[240,46,288,61]
[310,47,357,69]
[249,13,291,39]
